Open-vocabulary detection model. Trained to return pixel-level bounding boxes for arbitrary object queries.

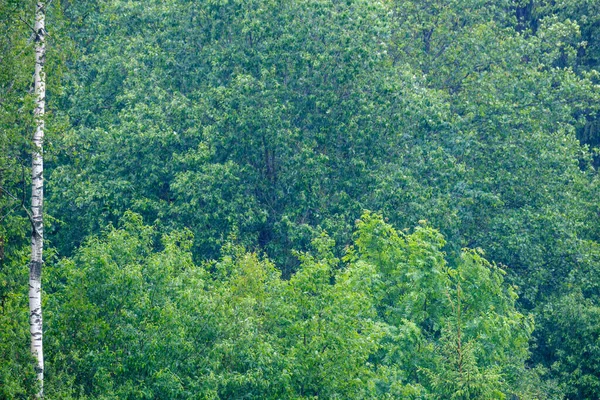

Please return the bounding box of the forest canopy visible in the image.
[1,0,600,398]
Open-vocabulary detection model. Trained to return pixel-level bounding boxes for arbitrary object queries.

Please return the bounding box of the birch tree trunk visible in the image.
[30,1,46,397]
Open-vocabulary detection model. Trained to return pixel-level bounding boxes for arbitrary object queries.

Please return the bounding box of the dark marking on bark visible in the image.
[30,260,42,280]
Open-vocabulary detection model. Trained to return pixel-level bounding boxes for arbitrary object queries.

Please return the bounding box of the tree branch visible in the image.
[0,184,36,234]
[17,15,37,37]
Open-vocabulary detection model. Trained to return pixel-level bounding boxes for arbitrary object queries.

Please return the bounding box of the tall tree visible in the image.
[30,1,46,396]
[0,0,38,396]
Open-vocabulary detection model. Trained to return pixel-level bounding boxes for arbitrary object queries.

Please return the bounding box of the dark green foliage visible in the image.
[536,292,600,399]
[50,0,406,268]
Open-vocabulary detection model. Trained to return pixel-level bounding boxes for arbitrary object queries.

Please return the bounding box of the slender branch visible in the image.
[13,11,51,39]
[0,185,21,203]
[0,185,35,229]
[17,14,37,36]
[0,203,20,223]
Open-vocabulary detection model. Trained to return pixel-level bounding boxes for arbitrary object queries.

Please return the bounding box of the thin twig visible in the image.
[0,184,35,233]
[0,203,19,223]
[0,185,21,203]
[17,15,37,36]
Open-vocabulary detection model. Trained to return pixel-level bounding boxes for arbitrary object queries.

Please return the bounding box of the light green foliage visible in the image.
[44,212,383,398]
[350,213,535,399]
[41,212,535,399]
[46,212,203,399]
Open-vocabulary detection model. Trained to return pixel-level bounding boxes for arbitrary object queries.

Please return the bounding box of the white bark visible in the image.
[30,2,46,397]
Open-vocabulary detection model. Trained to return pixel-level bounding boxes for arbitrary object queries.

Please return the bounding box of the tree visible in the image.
[42,211,542,399]
[0,0,42,398]
[30,1,46,396]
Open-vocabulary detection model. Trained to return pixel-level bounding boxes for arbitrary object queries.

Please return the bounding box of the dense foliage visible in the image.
[40,212,537,398]
[1,0,600,398]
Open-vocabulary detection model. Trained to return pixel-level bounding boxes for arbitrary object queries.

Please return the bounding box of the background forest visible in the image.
[2,0,600,398]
